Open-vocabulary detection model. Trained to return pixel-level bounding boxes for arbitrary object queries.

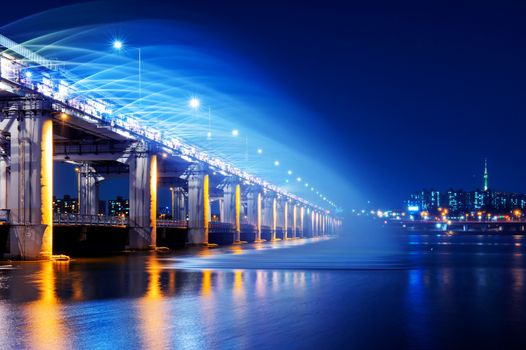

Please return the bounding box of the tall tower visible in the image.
[483,159,489,191]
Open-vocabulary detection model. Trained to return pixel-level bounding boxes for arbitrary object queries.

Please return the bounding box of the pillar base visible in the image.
[186,242,218,248]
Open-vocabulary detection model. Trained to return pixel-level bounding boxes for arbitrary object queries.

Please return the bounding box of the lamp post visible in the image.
[189,97,213,140]
[113,40,142,105]
[75,167,80,214]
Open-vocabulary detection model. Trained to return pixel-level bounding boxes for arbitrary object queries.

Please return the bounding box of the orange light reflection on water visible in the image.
[24,261,71,349]
[137,255,168,349]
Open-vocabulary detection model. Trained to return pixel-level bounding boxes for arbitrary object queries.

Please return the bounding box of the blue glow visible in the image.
[113,40,123,50]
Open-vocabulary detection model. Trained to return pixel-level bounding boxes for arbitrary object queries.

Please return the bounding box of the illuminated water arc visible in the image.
[0,19,343,209]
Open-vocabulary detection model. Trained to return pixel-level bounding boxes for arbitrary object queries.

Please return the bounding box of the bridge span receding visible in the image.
[0,34,342,259]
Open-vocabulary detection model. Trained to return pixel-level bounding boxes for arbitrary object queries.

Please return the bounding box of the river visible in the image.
[1,220,525,349]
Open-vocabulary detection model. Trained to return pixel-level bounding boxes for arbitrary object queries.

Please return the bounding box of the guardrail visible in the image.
[53,213,127,226]
[208,221,234,234]
[157,219,188,228]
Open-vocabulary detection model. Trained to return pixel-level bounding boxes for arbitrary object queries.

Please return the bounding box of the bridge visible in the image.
[392,219,526,234]
[0,34,342,259]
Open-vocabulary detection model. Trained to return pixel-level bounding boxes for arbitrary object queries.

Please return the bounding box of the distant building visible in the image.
[158,206,171,219]
[108,196,129,217]
[53,195,78,214]
[405,160,526,215]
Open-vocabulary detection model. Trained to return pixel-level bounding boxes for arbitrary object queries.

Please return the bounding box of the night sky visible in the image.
[2,1,526,212]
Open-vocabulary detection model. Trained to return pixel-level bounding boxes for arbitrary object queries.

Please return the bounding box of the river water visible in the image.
[1,220,525,349]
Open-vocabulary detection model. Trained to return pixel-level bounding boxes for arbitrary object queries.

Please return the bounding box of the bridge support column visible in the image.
[223,179,241,242]
[292,204,297,239]
[284,201,288,237]
[170,187,186,221]
[79,164,104,216]
[314,211,318,236]
[298,206,305,238]
[0,154,7,209]
[6,113,53,259]
[247,187,262,241]
[128,152,157,250]
[262,193,276,241]
[187,164,210,245]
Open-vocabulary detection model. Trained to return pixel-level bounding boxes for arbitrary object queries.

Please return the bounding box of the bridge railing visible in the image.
[53,213,127,226]
[157,219,188,228]
[208,222,234,234]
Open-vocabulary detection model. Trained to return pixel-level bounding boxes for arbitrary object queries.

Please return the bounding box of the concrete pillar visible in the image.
[318,212,322,236]
[7,114,53,259]
[187,164,210,244]
[79,164,104,216]
[283,200,288,239]
[313,212,317,236]
[247,187,262,241]
[292,204,297,239]
[175,188,186,221]
[218,198,225,221]
[223,179,241,242]
[170,187,186,221]
[128,152,157,249]
[0,154,7,209]
[262,193,276,241]
[299,206,305,238]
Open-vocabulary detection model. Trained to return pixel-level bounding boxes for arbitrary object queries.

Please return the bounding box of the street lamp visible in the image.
[112,40,142,104]
[189,97,200,109]
[189,98,214,140]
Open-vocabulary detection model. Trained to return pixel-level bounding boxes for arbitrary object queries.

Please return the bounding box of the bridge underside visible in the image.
[0,87,339,260]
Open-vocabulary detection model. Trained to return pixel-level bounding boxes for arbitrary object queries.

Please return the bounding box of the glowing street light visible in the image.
[287,170,293,175]
[257,148,263,154]
[232,129,239,137]
[112,39,142,103]
[296,177,302,182]
[189,97,200,109]
[274,160,280,166]
[113,40,123,50]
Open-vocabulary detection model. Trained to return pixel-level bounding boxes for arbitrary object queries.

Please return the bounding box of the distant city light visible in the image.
[305,183,309,187]
[207,131,212,139]
[285,179,289,183]
[407,205,420,212]
[274,160,280,166]
[189,97,200,109]
[296,177,302,182]
[311,187,314,191]
[287,170,293,175]
[257,148,263,154]
[113,40,123,50]
[232,129,239,137]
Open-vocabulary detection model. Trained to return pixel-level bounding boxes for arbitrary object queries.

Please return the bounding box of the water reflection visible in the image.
[24,261,71,349]
[0,230,526,348]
